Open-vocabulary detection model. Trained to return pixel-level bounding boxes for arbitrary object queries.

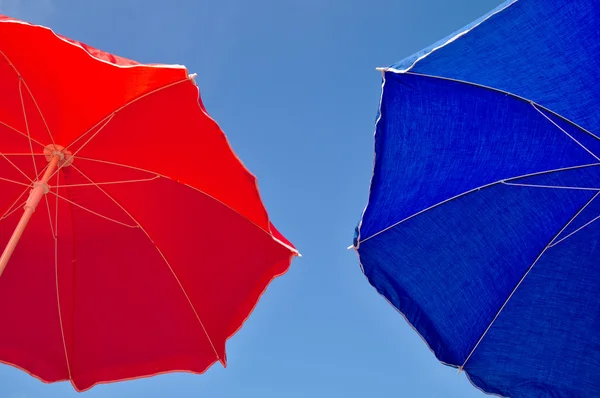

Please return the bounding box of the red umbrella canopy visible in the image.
[0,15,298,391]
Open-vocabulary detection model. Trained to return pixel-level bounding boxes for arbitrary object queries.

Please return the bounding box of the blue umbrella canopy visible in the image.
[353,1,600,396]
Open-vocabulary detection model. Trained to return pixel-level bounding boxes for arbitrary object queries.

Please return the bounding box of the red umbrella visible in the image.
[0,15,298,392]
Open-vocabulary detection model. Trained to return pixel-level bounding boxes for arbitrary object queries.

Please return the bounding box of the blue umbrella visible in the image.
[352,1,600,396]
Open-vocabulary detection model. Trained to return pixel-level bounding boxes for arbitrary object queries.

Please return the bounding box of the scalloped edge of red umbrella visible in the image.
[0,253,295,392]
[0,14,300,392]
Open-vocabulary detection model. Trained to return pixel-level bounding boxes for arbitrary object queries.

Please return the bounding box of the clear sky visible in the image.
[0,1,502,397]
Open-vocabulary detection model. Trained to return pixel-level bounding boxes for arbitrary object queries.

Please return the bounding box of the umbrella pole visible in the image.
[0,154,61,276]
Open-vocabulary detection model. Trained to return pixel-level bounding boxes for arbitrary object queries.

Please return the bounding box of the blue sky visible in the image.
[0,1,502,396]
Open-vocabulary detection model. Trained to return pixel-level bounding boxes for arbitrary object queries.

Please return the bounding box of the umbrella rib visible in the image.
[74,156,278,237]
[0,176,31,187]
[549,215,600,248]
[1,49,57,147]
[18,79,40,178]
[3,162,54,225]
[0,151,35,183]
[0,153,46,156]
[70,165,221,361]
[0,181,34,221]
[1,200,28,221]
[459,190,600,372]
[20,76,57,146]
[53,176,160,188]
[502,181,600,191]
[43,78,191,191]
[44,171,72,379]
[0,121,45,148]
[63,78,189,156]
[64,113,116,166]
[42,161,57,238]
[72,156,300,255]
[43,77,189,185]
[47,190,138,229]
[358,162,600,244]
[43,193,56,238]
[532,103,600,161]
[55,179,73,381]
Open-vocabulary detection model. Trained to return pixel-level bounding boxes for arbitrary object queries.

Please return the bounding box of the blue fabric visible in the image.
[394,0,600,135]
[357,1,600,396]
[358,72,598,241]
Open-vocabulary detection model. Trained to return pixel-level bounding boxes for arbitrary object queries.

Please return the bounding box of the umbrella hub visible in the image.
[0,145,71,276]
[43,144,73,168]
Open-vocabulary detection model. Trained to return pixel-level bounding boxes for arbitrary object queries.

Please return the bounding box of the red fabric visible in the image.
[0,15,297,391]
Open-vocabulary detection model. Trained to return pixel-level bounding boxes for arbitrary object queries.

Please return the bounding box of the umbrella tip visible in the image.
[347,244,354,250]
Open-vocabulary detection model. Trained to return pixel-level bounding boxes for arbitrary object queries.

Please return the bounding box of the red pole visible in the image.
[0,154,61,276]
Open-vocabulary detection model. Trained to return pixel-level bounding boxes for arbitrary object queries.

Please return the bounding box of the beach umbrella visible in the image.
[352,1,600,396]
[0,14,298,391]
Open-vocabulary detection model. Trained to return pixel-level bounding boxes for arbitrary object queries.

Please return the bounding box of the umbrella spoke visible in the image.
[75,156,160,177]
[358,162,600,245]
[64,78,189,158]
[0,121,45,148]
[18,79,39,178]
[0,176,31,187]
[502,181,600,191]
[74,156,280,238]
[70,164,221,362]
[1,49,56,148]
[49,171,73,381]
[459,190,600,372]
[532,103,600,161]
[1,153,46,156]
[48,190,138,229]
[43,188,56,240]
[0,201,27,221]
[20,78,56,147]
[0,151,34,183]
[549,214,600,248]
[0,182,33,221]
[68,113,115,160]
[53,175,160,188]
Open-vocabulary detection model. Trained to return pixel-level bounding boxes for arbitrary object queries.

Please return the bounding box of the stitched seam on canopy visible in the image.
[459,191,600,370]
[70,165,221,362]
[358,163,600,244]
[72,156,298,254]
